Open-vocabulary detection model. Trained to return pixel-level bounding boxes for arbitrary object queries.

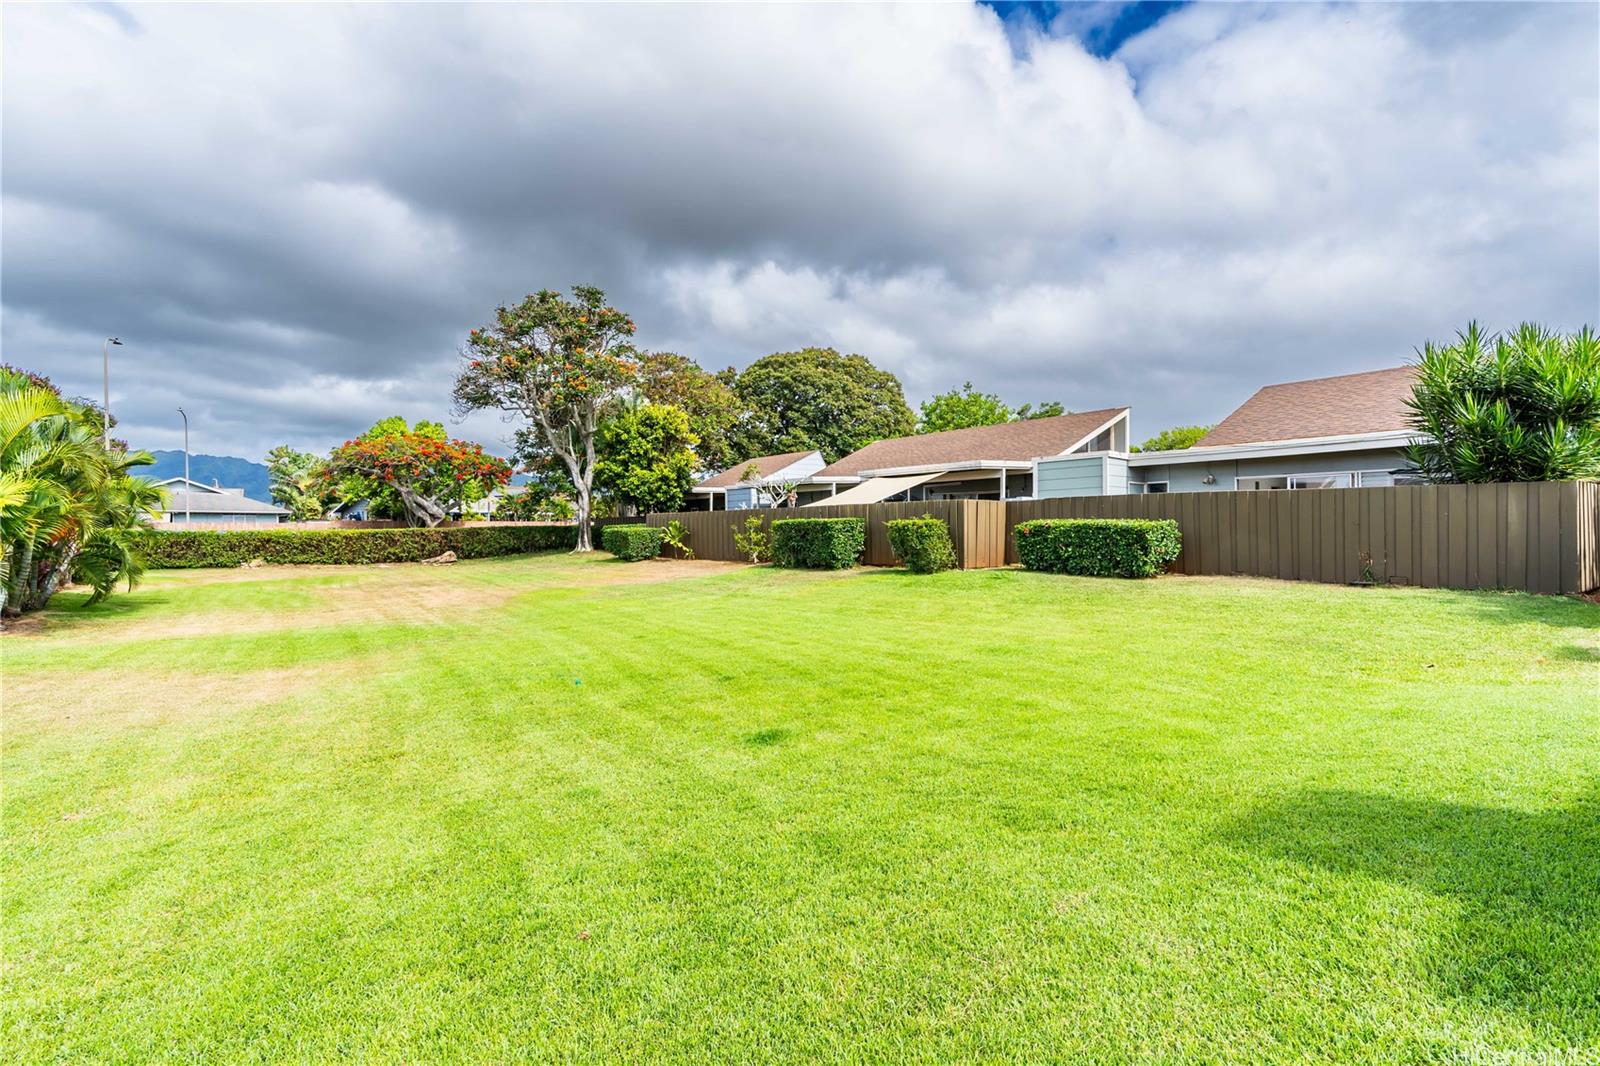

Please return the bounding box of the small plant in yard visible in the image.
[770,517,865,570]
[1014,518,1180,578]
[600,524,663,562]
[732,513,770,563]
[660,519,695,559]
[886,515,957,573]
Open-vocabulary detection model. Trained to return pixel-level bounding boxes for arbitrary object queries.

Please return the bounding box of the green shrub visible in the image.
[1013,518,1181,578]
[886,516,957,573]
[600,523,663,562]
[732,514,770,563]
[134,524,579,568]
[770,517,865,570]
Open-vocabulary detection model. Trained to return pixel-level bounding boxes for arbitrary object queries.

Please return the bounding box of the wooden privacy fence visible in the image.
[649,481,1600,594]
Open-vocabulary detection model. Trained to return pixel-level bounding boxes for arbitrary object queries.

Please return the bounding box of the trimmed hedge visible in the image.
[134,525,578,568]
[770,517,866,570]
[886,516,957,573]
[1014,518,1181,578]
[601,524,663,562]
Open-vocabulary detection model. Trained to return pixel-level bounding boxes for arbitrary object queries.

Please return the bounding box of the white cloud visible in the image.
[2,1,1594,457]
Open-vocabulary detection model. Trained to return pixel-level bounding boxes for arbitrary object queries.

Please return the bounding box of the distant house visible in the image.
[153,477,289,524]
[691,451,826,510]
[1122,366,1420,493]
[684,364,1425,511]
[801,408,1130,505]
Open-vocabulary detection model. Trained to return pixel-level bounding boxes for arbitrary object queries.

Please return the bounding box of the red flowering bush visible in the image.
[326,432,511,527]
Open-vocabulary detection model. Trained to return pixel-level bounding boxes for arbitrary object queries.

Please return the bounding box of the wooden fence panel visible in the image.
[645,481,1600,592]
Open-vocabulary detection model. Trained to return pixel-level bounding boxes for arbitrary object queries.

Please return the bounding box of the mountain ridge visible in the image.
[140,451,273,502]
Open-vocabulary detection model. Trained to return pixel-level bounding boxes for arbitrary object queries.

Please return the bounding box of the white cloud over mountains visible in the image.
[3,2,1595,458]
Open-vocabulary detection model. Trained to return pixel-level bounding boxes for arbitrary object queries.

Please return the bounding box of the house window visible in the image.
[1288,472,1354,490]
[1237,476,1289,491]
[1143,481,1169,494]
[1357,470,1394,487]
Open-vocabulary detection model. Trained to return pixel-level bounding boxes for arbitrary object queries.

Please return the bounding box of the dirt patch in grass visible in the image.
[5,657,380,732]
[4,557,753,644]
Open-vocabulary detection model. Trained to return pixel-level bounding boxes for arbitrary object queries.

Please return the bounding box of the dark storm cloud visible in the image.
[3,2,1595,459]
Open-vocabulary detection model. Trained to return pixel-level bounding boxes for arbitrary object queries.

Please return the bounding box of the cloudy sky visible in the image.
[4,1,1596,462]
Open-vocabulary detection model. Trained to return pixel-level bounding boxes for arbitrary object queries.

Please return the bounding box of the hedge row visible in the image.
[771,517,866,570]
[885,517,957,573]
[601,524,663,562]
[134,525,578,568]
[1014,518,1181,578]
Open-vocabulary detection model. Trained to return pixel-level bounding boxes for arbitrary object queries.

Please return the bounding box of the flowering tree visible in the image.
[326,432,511,527]
[453,286,641,550]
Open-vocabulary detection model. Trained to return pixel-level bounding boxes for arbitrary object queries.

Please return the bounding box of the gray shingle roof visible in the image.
[815,408,1128,477]
[1195,366,1417,448]
[696,451,819,489]
[162,491,288,515]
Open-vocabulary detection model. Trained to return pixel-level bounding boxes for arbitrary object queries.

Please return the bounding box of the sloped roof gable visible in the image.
[1195,366,1418,449]
[815,407,1128,478]
[696,450,820,490]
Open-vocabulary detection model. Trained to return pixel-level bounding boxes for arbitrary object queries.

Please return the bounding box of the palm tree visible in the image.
[0,367,166,617]
[1405,323,1600,483]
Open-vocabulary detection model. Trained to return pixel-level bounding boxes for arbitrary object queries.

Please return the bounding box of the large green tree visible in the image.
[1,366,165,617]
[265,445,338,521]
[455,286,641,550]
[917,383,1069,434]
[917,382,1012,434]
[1132,425,1214,453]
[732,347,913,463]
[594,403,699,515]
[636,351,741,473]
[1406,322,1600,483]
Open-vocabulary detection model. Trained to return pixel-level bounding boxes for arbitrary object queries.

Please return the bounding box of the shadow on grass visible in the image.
[2,588,171,636]
[1226,787,1600,1036]
[1452,587,1600,631]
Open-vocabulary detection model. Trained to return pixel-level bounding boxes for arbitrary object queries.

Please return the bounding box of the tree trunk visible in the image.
[573,487,592,551]
[33,543,78,610]
[4,540,35,618]
[396,486,448,528]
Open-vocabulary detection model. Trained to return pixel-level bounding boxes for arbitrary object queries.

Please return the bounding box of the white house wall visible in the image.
[1131,447,1412,491]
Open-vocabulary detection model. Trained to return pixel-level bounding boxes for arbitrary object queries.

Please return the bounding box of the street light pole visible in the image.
[101,337,122,449]
[177,407,190,524]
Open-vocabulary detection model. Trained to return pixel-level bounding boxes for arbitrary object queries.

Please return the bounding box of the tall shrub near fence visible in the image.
[771,518,866,570]
[135,525,578,568]
[886,516,957,573]
[1014,519,1181,578]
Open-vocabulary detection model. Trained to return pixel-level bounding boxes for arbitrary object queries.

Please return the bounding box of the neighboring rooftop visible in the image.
[696,450,820,490]
[1194,366,1418,449]
[815,407,1128,478]
[160,487,288,515]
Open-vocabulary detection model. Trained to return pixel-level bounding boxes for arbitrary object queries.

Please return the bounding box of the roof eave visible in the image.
[1129,430,1419,466]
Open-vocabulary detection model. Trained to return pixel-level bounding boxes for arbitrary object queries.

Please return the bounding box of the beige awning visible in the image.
[803,471,942,507]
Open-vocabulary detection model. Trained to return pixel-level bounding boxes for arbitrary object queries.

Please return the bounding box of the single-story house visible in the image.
[1110,365,1420,494]
[153,477,289,524]
[799,408,1131,505]
[691,450,826,510]
[684,364,1424,511]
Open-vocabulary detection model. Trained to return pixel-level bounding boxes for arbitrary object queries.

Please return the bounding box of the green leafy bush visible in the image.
[886,516,957,573]
[600,523,663,562]
[732,514,770,563]
[660,519,695,559]
[134,524,578,568]
[770,517,865,570]
[1013,518,1180,578]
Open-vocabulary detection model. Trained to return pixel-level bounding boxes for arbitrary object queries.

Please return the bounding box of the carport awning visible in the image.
[803,471,942,507]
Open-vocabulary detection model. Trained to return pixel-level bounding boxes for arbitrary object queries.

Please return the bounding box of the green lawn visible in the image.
[4,554,1597,1063]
